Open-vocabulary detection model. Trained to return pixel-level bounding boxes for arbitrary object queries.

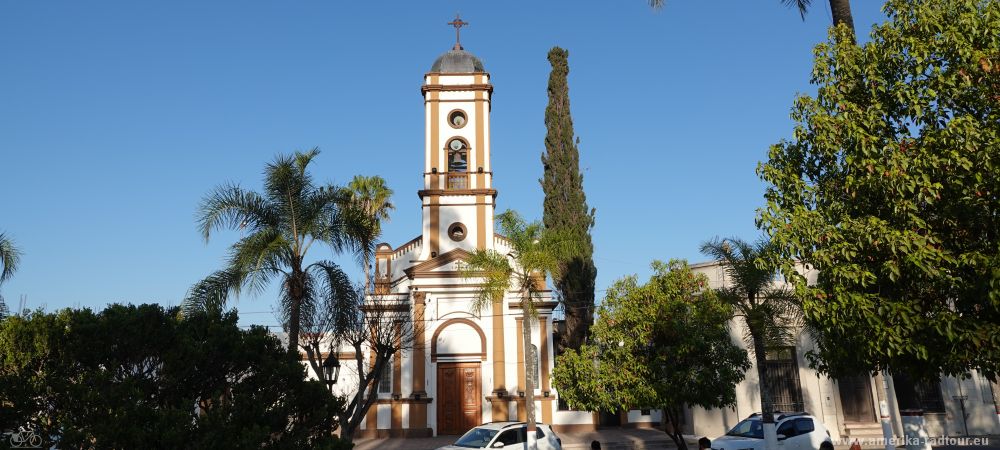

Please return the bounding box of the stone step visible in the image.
[844,422,885,438]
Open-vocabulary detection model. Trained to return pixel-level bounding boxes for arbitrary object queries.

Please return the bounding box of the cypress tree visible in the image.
[541,47,596,350]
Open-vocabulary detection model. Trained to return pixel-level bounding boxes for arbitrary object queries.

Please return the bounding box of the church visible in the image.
[337,23,662,438]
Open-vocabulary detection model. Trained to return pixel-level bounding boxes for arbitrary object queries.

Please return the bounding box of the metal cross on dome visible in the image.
[447,14,468,49]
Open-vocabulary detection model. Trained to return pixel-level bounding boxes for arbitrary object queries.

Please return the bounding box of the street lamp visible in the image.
[323,355,341,389]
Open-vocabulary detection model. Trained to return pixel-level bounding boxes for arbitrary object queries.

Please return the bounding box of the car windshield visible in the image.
[726,418,764,439]
[453,427,500,448]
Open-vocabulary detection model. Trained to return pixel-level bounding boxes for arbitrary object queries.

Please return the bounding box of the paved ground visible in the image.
[352,431,1000,450]
[352,428,675,450]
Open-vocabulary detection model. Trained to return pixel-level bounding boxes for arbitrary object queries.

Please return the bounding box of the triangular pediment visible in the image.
[404,248,474,278]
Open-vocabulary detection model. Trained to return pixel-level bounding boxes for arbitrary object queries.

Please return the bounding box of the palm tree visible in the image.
[0,232,21,318]
[182,149,353,353]
[700,237,802,450]
[339,175,394,294]
[648,0,855,38]
[462,210,572,450]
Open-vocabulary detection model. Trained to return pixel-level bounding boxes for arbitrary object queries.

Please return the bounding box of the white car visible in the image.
[436,421,563,450]
[712,413,834,450]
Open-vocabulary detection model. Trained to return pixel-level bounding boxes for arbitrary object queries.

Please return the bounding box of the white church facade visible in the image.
[321,37,656,438]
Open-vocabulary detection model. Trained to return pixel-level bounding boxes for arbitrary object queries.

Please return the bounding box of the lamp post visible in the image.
[323,354,341,391]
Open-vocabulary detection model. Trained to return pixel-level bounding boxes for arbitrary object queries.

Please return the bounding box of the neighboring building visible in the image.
[686,260,1000,441]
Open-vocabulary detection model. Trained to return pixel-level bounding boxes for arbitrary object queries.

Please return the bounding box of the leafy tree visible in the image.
[552,260,750,450]
[541,47,597,351]
[0,304,350,449]
[321,289,418,442]
[758,0,1000,389]
[339,175,394,294]
[647,0,855,39]
[700,237,802,450]
[183,149,351,353]
[462,210,573,449]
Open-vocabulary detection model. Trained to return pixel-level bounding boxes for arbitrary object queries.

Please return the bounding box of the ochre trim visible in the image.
[509,301,559,310]
[412,292,427,395]
[540,320,550,392]
[477,193,487,249]
[475,81,485,177]
[418,188,498,199]
[391,402,402,431]
[424,71,492,77]
[541,398,553,425]
[492,298,505,393]
[392,322,402,395]
[405,248,473,277]
[515,318,525,401]
[422,83,494,94]
[425,98,492,104]
[431,318,487,362]
[429,196,439,256]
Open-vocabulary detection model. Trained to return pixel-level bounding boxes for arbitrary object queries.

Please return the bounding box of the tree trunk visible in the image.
[363,249,371,294]
[752,332,778,450]
[521,290,538,450]
[828,0,856,38]
[664,407,689,450]
[288,298,301,354]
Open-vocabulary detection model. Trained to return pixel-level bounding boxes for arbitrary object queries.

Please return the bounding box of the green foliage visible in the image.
[463,210,573,317]
[184,149,356,353]
[541,47,597,351]
[552,260,749,447]
[339,175,395,292]
[758,0,1000,380]
[0,304,350,449]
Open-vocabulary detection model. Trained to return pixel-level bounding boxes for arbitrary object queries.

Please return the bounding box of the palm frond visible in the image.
[648,0,666,9]
[460,249,513,315]
[0,233,22,285]
[181,269,244,317]
[344,175,395,223]
[227,229,289,296]
[780,0,812,20]
[278,271,318,333]
[265,149,318,216]
[699,236,775,301]
[307,260,358,334]
[196,184,278,242]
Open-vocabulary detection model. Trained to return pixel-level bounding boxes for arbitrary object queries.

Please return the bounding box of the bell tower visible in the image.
[418,19,496,260]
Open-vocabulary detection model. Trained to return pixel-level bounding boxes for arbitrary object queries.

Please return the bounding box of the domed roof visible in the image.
[430,46,485,73]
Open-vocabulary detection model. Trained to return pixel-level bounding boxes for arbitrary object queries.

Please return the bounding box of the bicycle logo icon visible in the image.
[6,422,42,448]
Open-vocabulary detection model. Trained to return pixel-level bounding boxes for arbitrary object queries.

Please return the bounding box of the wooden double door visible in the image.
[839,374,876,422]
[437,362,482,435]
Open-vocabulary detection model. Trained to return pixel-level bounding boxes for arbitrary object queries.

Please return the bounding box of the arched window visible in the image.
[447,139,468,172]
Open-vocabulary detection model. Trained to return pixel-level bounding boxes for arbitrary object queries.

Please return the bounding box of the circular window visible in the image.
[447,223,467,242]
[448,110,468,129]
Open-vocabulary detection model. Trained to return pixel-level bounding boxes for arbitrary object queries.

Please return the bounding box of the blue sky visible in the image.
[0,1,887,328]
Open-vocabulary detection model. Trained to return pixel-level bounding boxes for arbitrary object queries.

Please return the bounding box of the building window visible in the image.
[448,110,468,128]
[914,378,946,413]
[377,357,392,394]
[763,346,804,412]
[448,222,467,242]
[447,139,468,172]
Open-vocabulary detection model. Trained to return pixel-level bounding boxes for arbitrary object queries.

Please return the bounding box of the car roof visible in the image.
[745,412,814,421]
[473,421,550,431]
